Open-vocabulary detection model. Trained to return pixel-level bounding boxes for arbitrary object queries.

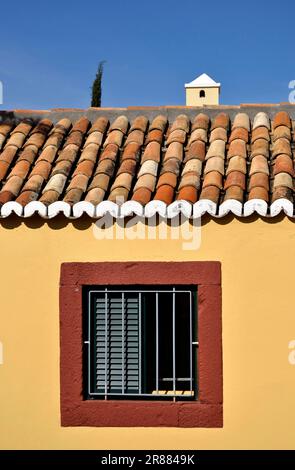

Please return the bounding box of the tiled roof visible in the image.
[0,105,295,218]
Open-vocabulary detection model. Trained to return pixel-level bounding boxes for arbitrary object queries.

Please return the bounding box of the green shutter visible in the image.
[94,292,140,394]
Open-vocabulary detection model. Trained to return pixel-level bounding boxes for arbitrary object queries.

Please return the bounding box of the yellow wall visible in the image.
[186,87,219,106]
[0,215,295,450]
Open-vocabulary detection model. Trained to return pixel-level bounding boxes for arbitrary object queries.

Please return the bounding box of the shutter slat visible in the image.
[94,292,140,394]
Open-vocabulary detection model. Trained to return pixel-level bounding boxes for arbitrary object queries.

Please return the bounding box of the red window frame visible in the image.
[60,262,222,427]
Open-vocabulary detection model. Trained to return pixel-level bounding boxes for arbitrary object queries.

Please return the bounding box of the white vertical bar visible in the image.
[104,289,108,399]
[138,293,142,394]
[122,292,125,394]
[156,292,159,393]
[88,291,91,395]
[189,292,193,394]
[172,287,176,396]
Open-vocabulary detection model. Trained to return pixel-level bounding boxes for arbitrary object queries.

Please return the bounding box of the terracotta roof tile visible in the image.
[85,187,105,204]
[228,127,248,143]
[118,159,137,176]
[157,172,177,189]
[224,185,244,202]
[253,112,270,130]
[251,139,269,158]
[209,127,227,143]
[166,129,187,145]
[182,159,202,175]
[95,159,115,177]
[199,185,220,203]
[130,116,149,132]
[0,108,294,215]
[73,160,95,178]
[170,114,190,133]
[273,125,291,142]
[224,171,245,190]
[108,187,129,203]
[89,116,109,134]
[272,138,292,157]
[31,160,52,179]
[203,171,223,189]
[21,174,44,193]
[16,190,38,206]
[149,115,167,132]
[232,113,250,131]
[142,142,161,163]
[249,155,269,175]
[146,129,164,144]
[39,189,60,205]
[273,172,293,189]
[211,113,230,130]
[99,144,118,162]
[226,155,247,174]
[192,113,210,131]
[228,139,247,158]
[272,186,293,203]
[2,175,23,196]
[138,160,158,177]
[251,126,270,143]
[125,129,145,146]
[121,142,141,161]
[205,140,226,159]
[248,187,269,202]
[89,173,110,192]
[161,158,181,175]
[109,115,129,133]
[177,185,198,203]
[104,129,124,147]
[64,188,84,204]
[164,142,183,162]
[134,174,157,192]
[185,141,206,161]
[154,184,174,204]
[249,173,269,191]
[204,156,225,175]
[273,111,291,129]
[132,187,152,205]
[273,154,294,176]
[178,172,200,191]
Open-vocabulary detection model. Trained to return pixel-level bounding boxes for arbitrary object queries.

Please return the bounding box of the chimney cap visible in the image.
[185,73,220,88]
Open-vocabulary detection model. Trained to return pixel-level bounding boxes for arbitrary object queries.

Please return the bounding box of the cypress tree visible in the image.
[91,61,105,107]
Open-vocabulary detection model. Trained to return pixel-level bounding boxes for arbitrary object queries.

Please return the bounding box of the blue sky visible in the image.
[0,0,294,109]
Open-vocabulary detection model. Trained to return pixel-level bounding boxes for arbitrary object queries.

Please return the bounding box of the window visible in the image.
[85,286,197,401]
[60,262,222,427]
[199,89,206,98]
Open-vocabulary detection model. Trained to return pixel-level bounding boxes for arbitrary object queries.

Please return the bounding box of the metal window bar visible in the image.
[121,292,125,394]
[155,292,159,394]
[104,288,108,398]
[172,287,176,398]
[88,289,196,399]
[139,292,142,394]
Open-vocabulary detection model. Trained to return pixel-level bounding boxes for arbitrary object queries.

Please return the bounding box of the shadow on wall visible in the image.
[0,212,293,232]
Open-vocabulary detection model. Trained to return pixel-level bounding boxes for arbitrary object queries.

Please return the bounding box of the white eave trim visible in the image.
[193,200,217,218]
[218,199,243,217]
[1,201,23,217]
[270,198,294,217]
[0,199,294,219]
[243,199,268,217]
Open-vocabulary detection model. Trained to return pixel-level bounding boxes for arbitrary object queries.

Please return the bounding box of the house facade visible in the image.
[0,104,295,449]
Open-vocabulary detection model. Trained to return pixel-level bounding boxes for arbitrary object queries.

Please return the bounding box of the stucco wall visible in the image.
[0,215,295,449]
[186,87,219,106]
